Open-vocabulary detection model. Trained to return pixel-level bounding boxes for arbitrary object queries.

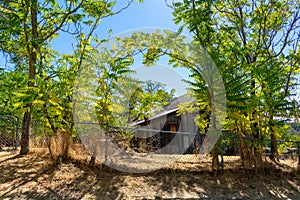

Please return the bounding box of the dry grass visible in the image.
[0,147,300,199]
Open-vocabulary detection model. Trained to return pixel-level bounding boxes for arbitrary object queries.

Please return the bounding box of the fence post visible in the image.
[297,142,300,166]
[14,116,20,150]
[104,124,109,166]
[12,116,16,150]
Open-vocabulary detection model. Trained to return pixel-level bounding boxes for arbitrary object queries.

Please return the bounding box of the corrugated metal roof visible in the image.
[165,94,195,110]
[128,108,179,126]
[129,94,195,126]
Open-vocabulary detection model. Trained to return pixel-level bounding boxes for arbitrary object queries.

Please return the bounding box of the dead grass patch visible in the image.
[1,148,299,199]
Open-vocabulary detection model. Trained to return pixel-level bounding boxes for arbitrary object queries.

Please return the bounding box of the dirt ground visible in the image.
[0,148,300,200]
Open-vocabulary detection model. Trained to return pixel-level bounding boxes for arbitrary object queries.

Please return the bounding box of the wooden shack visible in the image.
[130,95,203,154]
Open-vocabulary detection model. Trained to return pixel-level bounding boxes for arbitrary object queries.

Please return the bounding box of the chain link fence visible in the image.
[27,120,300,171]
[217,134,300,168]
[0,115,20,151]
[218,134,299,157]
[75,123,300,171]
[29,119,48,148]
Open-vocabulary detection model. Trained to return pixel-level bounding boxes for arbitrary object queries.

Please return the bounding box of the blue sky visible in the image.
[1,0,298,99]
[65,0,190,96]
[52,0,182,54]
[0,0,191,96]
[92,0,191,96]
[60,0,192,96]
[1,0,183,64]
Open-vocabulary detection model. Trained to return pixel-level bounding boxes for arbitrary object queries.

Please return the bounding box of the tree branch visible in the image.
[42,0,84,42]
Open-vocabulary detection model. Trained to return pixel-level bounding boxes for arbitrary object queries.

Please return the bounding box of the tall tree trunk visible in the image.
[252,120,263,168]
[211,146,220,174]
[270,133,278,161]
[269,116,278,161]
[269,130,278,161]
[20,110,31,154]
[20,0,38,155]
[209,89,221,173]
[239,123,256,167]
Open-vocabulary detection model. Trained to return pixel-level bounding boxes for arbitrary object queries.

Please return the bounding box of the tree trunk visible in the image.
[61,131,72,161]
[239,137,252,166]
[270,133,278,161]
[252,121,263,168]
[211,146,220,174]
[239,133,256,168]
[20,0,38,155]
[20,110,31,154]
[269,117,278,161]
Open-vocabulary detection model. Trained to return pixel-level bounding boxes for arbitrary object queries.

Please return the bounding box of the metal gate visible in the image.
[0,115,20,151]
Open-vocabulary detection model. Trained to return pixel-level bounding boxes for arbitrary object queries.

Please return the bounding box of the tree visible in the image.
[0,0,143,155]
[100,27,226,170]
[170,0,300,167]
[0,68,27,116]
[128,81,175,122]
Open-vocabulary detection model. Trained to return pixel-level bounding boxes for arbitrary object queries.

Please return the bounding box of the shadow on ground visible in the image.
[0,150,299,199]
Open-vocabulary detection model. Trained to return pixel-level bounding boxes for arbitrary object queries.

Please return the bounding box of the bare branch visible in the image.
[42,0,84,42]
[164,0,175,10]
[274,10,300,57]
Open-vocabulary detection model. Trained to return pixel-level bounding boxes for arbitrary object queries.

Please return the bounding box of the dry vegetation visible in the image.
[0,146,300,200]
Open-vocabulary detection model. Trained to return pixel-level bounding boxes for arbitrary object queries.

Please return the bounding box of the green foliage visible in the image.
[0,68,27,116]
[128,80,175,121]
[278,142,296,156]
[0,0,144,146]
[171,0,300,140]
